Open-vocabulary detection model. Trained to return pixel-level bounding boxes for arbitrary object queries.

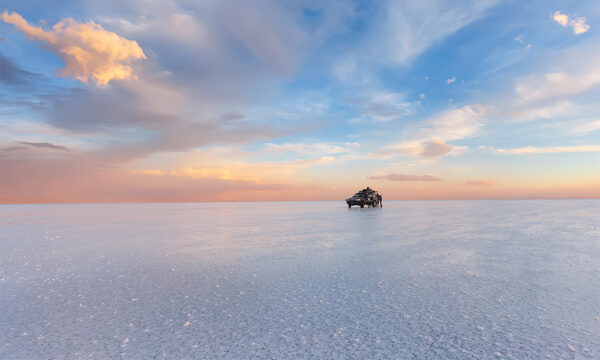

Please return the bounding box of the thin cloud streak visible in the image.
[16,141,70,151]
[369,173,442,182]
[497,145,600,154]
[465,179,496,186]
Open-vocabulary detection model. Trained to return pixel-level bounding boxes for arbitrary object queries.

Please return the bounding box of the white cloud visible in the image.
[447,76,456,84]
[263,142,356,156]
[385,0,499,63]
[411,105,485,142]
[497,145,600,155]
[374,105,485,159]
[515,70,600,105]
[552,11,590,35]
[1,11,146,86]
[508,100,576,122]
[572,119,600,134]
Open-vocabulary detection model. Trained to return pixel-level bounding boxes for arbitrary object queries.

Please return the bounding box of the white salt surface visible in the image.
[1,200,599,359]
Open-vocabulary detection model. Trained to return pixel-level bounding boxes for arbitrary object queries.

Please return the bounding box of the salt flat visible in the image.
[1,200,599,359]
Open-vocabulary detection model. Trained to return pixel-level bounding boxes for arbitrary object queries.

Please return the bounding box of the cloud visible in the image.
[515,70,600,105]
[220,113,246,122]
[447,76,456,84]
[385,0,499,63]
[0,144,317,203]
[347,92,416,123]
[40,84,281,164]
[571,17,591,35]
[1,10,146,86]
[505,44,600,125]
[0,52,43,87]
[552,11,569,27]
[572,119,600,134]
[368,173,442,182]
[552,11,590,35]
[465,179,496,186]
[412,105,485,142]
[16,141,69,151]
[497,145,600,155]
[508,100,576,122]
[514,34,531,48]
[419,140,454,158]
[371,105,484,159]
[221,1,304,76]
[334,57,357,81]
[515,34,525,44]
[263,142,355,156]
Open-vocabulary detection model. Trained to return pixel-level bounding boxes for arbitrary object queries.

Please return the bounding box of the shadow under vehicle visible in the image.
[346,187,380,208]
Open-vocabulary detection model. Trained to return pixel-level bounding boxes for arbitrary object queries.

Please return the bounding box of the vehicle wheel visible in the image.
[360,204,364,208]
[348,203,351,208]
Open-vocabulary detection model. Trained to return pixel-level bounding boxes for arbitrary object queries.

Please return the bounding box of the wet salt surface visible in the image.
[1,200,599,359]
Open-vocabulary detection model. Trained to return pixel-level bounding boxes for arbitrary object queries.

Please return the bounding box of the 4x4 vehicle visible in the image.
[346,187,380,208]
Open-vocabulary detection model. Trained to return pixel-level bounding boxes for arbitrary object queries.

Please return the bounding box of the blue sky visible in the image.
[1,0,599,202]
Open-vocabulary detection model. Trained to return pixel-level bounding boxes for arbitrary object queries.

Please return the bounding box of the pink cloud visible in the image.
[369,173,442,182]
[465,179,496,186]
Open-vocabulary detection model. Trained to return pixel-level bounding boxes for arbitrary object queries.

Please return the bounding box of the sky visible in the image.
[1,0,599,203]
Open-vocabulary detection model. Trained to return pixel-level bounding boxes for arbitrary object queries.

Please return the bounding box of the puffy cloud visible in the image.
[464,179,496,186]
[368,173,442,182]
[571,17,591,35]
[0,10,146,86]
[552,11,590,35]
[552,11,569,27]
[497,145,600,155]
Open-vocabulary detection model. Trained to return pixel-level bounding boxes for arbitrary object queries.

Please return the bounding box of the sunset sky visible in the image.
[1,0,599,203]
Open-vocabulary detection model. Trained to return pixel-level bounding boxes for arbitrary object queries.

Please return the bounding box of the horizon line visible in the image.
[2,197,599,205]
